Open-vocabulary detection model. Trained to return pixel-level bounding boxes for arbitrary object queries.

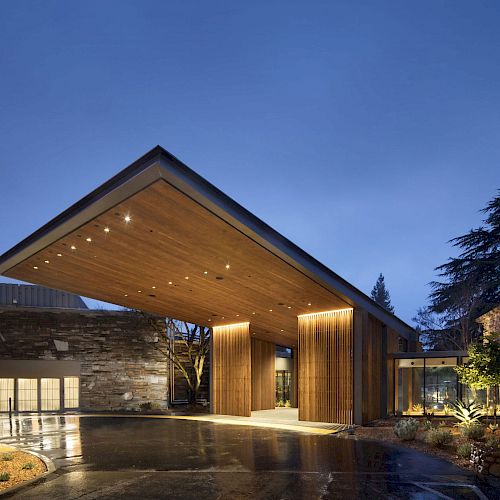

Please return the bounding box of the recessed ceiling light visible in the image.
[287,306,291,309]
[104,227,110,233]
[269,309,273,312]
[308,303,312,306]
[208,319,211,322]
[252,312,256,315]
[204,271,208,275]
[57,253,62,257]
[168,281,173,285]
[44,260,50,264]
[236,314,239,317]
[225,264,230,270]
[86,237,92,242]
[33,266,38,270]
[124,294,128,297]
[70,245,76,250]
[152,286,156,289]
[124,215,131,223]
[280,329,284,332]
[184,276,189,280]
[137,290,142,293]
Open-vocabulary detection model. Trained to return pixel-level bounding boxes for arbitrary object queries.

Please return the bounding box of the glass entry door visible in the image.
[275,370,291,406]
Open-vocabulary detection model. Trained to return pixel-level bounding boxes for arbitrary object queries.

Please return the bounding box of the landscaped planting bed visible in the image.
[0,446,46,492]
[350,416,499,474]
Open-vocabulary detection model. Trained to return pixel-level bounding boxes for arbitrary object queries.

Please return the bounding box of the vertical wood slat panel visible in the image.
[298,309,353,424]
[212,322,251,416]
[361,314,383,423]
[251,338,275,411]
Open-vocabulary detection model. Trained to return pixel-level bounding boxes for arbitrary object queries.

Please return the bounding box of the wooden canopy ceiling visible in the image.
[0,147,413,346]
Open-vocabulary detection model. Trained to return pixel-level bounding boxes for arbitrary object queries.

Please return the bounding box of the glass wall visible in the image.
[17,378,38,411]
[41,378,61,411]
[64,377,80,408]
[0,379,14,412]
[395,358,424,415]
[395,357,459,416]
[424,358,457,414]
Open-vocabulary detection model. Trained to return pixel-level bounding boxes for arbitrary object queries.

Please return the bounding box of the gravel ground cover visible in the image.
[0,444,46,492]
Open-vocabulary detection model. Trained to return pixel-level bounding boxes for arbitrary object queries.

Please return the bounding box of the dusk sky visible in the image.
[1,1,499,324]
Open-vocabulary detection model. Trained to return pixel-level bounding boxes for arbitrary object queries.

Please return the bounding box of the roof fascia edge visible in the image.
[0,160,164,275]
[156,155,415,337]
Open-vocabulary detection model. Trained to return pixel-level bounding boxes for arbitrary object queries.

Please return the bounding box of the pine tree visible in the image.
[370,273,395,313]
[429,191,500,348]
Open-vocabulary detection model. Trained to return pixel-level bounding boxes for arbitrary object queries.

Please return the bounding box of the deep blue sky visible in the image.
[1,1,499,323]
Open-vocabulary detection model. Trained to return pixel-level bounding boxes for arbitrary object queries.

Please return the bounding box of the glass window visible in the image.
[64,377,79,408]
[0,379,14,412]
[275,371,292,406]
[395,358,424,415]
[18,378,38,411]
[41,378,61,411]
[425,357,457,415]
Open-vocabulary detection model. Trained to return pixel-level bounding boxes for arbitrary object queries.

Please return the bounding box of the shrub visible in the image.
[276,400,285,408]
[456,442,472,459]
[22,462,35,470]
[0,472,9,482]
[488,423,498,434]
[284,400,291,408]
[1,453,13,461]
[425,428,453,447]
[412,403,423,413]
[460,423,485,441]
[394,418,419,441]
[453,400,483,427]
[485,436,500,450]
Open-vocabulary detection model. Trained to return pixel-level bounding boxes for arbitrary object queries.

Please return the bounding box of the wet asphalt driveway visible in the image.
[0,415,497,499]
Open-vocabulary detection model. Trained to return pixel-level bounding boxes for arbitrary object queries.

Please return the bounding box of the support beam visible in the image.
[211,322,251,416]
[298,308,353,424]
[251,338,275,411]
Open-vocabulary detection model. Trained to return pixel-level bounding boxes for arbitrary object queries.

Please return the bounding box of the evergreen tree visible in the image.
[370,273,395,313]
[427,191,500,348]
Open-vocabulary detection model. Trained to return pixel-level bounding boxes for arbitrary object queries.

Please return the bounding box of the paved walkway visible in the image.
[0,414,497,499]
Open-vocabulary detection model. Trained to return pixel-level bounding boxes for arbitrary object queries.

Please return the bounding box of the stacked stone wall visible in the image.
[0,306,170,411]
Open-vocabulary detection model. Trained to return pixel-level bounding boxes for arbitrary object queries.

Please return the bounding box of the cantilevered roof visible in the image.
[0,146,414,346]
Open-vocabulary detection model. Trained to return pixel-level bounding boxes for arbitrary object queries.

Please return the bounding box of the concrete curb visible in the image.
[0,447,56,497]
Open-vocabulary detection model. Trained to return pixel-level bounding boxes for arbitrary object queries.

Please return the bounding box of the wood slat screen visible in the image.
[298,308,353,424]
[212,322,251,416]
[251,338,276,411]
[362,314,383,423]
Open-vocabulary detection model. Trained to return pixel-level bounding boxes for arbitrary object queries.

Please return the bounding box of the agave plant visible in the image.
[453,400,484,427]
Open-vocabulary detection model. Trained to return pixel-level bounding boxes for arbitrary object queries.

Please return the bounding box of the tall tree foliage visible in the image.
[370,273,395,313]
[416,192,500,350]
[140,313,210,405]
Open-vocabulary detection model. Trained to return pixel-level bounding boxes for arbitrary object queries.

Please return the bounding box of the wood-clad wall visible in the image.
[251,338,275,411]
[211,323,251,416]
[361,314,384,423]
[298,309,353,424]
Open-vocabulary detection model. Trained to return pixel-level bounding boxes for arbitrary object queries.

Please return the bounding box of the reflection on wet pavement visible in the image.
[0,414,497,499]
